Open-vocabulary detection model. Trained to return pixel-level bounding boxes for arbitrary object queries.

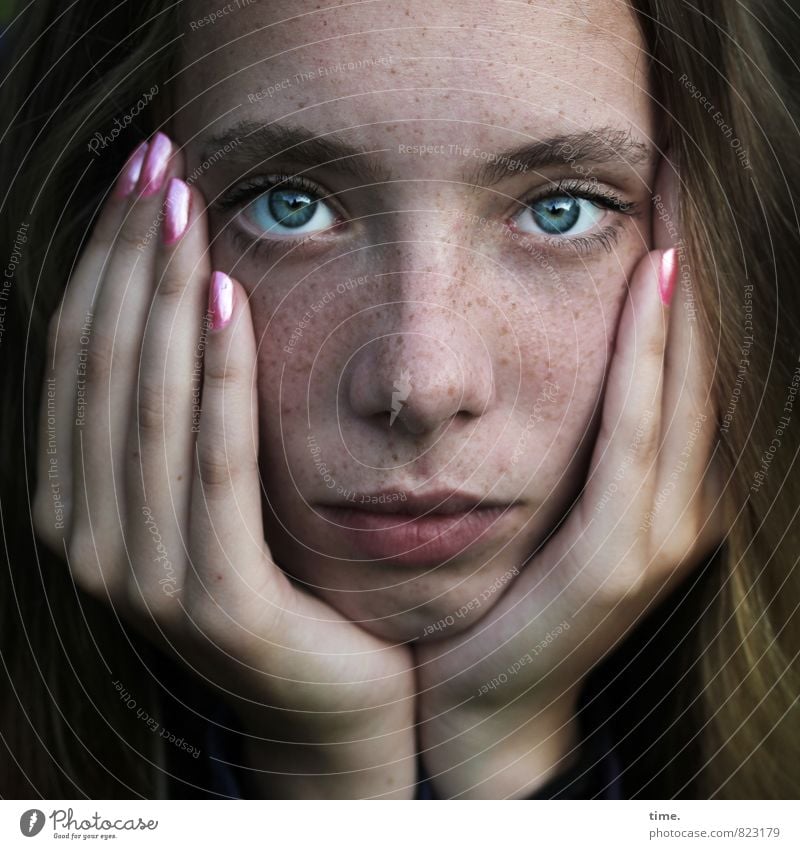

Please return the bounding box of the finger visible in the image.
[577,247,674,599]
[586,248,671,519]
[33,141,148,553]
[124,178,212,619]
[69,133,184,596]
[185,272,292,634]
[650,157,725,563]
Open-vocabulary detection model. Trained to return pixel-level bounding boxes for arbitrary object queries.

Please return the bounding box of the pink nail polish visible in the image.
[113,141,148,199]
[658,247,677,305]
[137,132,172,196]
[209,271,233,330]
[162,178,190,245]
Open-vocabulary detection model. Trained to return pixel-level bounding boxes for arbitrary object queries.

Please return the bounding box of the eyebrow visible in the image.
[472,127,654,186]
[198,121,654,187]
[199,121,392,183]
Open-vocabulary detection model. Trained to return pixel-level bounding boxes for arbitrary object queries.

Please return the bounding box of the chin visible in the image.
[262,495,537,642]
[342,605,484,644]
[305,559,525,644]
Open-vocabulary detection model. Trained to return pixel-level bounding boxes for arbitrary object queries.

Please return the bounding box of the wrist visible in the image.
[234,701,417,799]
[418,687,582,799]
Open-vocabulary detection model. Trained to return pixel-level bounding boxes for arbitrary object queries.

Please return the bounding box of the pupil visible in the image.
[532,196,580,234]
[268,189,316,227]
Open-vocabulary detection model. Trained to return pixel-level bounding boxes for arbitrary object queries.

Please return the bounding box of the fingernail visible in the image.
[162,178,190,245]
[113,141,148,199]
[137,132,172,196]
[209,271,233,330]
[658,247,677,305]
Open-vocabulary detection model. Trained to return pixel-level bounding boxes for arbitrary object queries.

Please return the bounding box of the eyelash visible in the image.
[214,172,342,260]
[514,177,640,255]
[213,173,640,259]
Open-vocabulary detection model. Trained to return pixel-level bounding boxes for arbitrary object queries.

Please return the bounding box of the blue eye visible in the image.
[244,185,336,236]
[514,194,605,236]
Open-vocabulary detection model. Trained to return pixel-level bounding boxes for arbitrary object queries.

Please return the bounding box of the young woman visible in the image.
[1,1,798,799]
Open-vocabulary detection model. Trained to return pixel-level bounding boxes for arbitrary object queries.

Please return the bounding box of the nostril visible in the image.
[347,328,493,434]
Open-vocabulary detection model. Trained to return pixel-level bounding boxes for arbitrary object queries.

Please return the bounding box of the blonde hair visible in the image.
[1,0,797,797]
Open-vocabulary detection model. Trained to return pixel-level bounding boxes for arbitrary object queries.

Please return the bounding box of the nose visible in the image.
[347,305,495,436]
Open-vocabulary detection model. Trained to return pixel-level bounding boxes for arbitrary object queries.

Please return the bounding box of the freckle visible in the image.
[216,574,223,582]
[499,357,509,366]
[500,326,508,336]
[392,453,399,461]
[177,475,183,481]
[447,386,455,396]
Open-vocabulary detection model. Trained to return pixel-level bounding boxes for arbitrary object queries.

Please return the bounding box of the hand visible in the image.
[414,153,726,798]
[32,134,416,799]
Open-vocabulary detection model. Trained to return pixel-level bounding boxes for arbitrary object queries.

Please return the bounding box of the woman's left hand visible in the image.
[413,155,726,798]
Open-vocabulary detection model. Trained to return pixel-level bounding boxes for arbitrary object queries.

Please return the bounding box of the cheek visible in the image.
[240,265,375,467]
[517,258,626,369]
[213,233,633,480]
[507,255,631,464]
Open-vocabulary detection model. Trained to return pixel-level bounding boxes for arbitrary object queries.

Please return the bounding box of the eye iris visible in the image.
[267,189,317,228]
[530,196,580,234]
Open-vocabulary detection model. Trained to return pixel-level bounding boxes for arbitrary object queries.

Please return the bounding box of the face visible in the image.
[173,0,656,641]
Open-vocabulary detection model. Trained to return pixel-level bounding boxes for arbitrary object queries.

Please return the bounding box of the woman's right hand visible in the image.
[32,134,416,798]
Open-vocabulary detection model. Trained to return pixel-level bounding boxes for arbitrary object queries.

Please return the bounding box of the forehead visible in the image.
[175,0,651,150]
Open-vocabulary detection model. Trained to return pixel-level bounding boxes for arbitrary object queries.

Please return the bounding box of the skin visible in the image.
[177,1,656,639]
[34,0,724,798]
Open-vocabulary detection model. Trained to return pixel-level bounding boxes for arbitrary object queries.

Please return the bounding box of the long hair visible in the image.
[1,0,798,797]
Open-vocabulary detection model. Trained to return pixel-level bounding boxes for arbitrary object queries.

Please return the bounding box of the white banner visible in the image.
[1,800,798,848]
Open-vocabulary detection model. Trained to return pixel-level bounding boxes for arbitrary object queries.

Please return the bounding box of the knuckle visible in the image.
[152,269,189,305]
[112,216,152,254]
[203,356,244,387]
[645,332,666,363]
[626,407,660,464]
[111,226,141,255]
[85,329,116,386]
[135,381,174,436]
[196,441,237,491]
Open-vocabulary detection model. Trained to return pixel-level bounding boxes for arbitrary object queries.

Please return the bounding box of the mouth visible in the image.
[316,489,521,565]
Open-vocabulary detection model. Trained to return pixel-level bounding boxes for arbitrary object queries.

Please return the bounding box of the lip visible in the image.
[317,489,520,565]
